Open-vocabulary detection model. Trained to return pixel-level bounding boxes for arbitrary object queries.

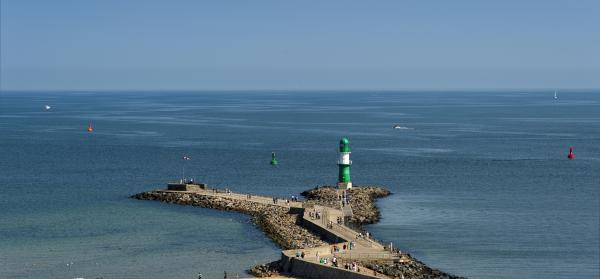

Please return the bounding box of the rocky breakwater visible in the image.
[248,260,282,278]
[361,258,466,279]
[132,191,325,250]
[301,186,464,279]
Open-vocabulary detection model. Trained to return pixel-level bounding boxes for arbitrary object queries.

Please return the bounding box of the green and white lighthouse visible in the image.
[337,137,352,189]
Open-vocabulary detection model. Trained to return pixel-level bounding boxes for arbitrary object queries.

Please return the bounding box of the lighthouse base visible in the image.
[337,182,352,190]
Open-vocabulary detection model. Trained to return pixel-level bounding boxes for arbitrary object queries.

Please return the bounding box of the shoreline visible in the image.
[132,186,464,279]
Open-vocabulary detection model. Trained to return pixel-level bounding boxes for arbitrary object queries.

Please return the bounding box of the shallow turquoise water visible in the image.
[0,91,598,278]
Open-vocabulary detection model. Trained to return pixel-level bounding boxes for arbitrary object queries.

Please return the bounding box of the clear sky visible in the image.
[1,0,599,91]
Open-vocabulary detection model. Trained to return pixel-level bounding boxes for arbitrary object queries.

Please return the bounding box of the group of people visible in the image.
[292,243,377,275]
[356,231,370,239]
[212,188,232,195]
[344,261,360,272]
[338,191,349,207]
[198,271,240,279]
[320,254,360,272]
[319,256,332,265]
[332,242,358,253]
[270,195,301,205]
[295,250,306,258]
[318,253,360,272]
[341,199,348,207]
[326,220,335,229]
[308,210,322,219]
[384,244,402,255]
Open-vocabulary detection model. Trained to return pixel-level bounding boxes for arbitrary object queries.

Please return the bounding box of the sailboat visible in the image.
[554,90,558,100]
[87,122,93,133]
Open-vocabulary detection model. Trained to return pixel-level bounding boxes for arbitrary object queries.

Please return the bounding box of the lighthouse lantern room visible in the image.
[337,137,352,189]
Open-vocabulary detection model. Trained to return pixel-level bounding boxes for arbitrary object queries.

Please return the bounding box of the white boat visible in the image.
[554,90,558,100]
[45,105,51,110]
[393,124,412,130]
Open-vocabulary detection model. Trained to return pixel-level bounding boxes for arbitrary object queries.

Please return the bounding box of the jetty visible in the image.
[133,185,462,279]
[132,137,462,278]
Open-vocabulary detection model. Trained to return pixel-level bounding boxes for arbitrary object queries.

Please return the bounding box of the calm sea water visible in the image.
[0,91,598,279]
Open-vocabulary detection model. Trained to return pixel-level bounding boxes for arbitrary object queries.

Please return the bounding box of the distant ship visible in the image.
[45,105,51,110]
[87,122,93,133]
[554,90,558,100]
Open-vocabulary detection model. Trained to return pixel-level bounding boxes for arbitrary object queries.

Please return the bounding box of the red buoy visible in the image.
[567,147,575,160]
[87,122,93,133]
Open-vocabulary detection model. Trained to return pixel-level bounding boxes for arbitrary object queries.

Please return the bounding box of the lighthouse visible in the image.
[337,137,352,189]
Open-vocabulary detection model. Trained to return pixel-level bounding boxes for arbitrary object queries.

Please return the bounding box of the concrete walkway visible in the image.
[163,188,304,208]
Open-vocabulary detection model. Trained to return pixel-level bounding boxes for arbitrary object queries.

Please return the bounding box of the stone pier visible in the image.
[132,186,463,279]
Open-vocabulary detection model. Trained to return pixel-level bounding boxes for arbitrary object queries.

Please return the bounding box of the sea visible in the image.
[0,90,598,279]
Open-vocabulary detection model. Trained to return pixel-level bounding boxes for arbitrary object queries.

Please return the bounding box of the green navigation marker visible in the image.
[270,152,278,165]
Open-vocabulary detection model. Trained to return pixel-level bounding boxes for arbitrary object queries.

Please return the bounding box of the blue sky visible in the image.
[1,0,599,90]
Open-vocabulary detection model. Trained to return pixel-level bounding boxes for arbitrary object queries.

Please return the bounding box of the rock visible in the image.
[300,186,340,207]
[248,260,282,277]
[361,256,466,279]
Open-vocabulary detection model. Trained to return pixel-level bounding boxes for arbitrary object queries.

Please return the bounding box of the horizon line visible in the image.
[2,88,600,93]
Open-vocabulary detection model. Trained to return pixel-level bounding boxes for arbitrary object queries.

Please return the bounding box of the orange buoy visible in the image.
[87,122,93,133]
[567,147,575,160]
